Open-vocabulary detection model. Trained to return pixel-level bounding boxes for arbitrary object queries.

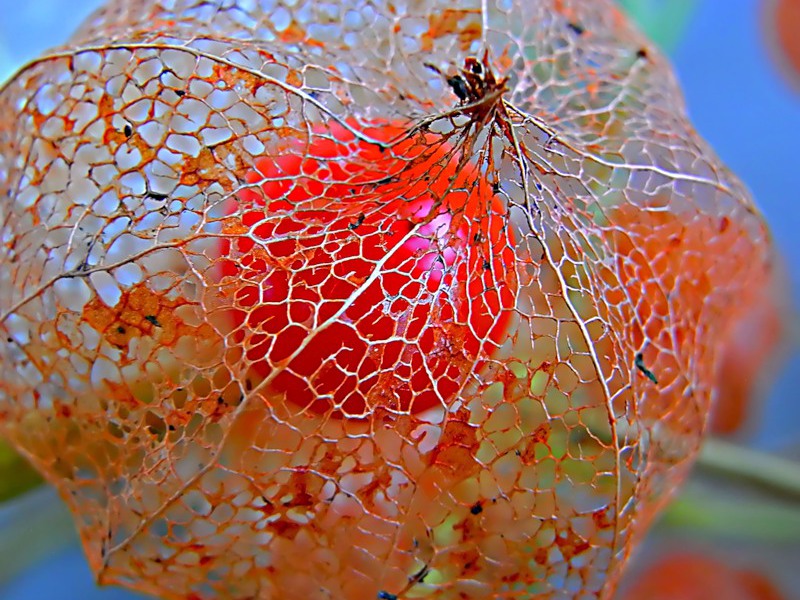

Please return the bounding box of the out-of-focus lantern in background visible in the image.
[764,0,800,94]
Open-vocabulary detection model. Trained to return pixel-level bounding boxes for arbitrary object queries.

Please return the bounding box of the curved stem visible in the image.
[663,483,800,541]
[696,437,800,501]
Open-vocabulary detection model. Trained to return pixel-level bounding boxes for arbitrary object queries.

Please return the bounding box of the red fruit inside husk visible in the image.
[217,121,516,417]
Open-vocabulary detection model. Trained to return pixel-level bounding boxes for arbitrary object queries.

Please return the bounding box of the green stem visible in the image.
[663,483,800,541]
[660,438,800,540]
[696,437,800,501]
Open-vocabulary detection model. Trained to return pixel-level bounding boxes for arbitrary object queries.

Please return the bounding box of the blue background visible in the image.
[0,1,798,598]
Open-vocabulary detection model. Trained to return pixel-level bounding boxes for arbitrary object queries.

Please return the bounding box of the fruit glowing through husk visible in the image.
[216,121,516,417]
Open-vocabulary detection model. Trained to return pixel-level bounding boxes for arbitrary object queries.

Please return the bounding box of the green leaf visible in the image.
[616,0,698,53]
[0,437,44,503]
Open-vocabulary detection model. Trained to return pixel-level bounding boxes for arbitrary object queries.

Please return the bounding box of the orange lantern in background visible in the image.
[621,552,786,600]
[764,0,800,93]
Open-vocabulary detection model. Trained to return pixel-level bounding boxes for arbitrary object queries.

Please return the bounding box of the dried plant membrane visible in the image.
[0,1,779,599]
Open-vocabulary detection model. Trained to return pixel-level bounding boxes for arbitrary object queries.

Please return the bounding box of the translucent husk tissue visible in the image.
[0,1,780,598]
